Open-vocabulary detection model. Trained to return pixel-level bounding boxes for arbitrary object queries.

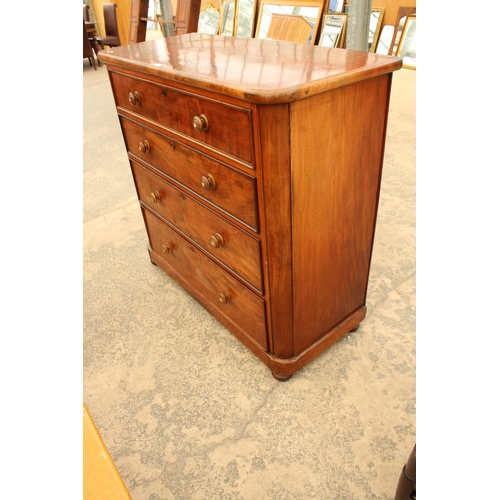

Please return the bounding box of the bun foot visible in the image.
[272,372,293,381]
[349,324,360,332]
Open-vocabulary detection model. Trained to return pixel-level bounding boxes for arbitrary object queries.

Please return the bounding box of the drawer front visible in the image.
[132,161,263,292]
[143,208,267,350]
[120,116,258,230]
[110,70,254,164]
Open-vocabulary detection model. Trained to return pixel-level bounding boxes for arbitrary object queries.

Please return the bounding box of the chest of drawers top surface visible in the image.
[98,34,402,103]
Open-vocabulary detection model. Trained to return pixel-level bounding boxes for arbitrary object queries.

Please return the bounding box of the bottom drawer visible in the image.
[143,207,267,351]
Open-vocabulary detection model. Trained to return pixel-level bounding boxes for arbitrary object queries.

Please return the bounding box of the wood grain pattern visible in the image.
[257,103,294,359]
[109,69,254,164]
[119,115,259,230]
[99,35,402,104]
[144,208,268,350]
[290,75,392,353]
[174,0,202,36]
[132,162,263,292]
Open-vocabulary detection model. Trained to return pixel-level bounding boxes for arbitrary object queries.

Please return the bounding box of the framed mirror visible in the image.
[221,0,236,35]
[396,14,416,69]
[255,0,324,44]
[318,13,347,48]
[198,3,220,34]
[235,0,257,37]
[391,7,416,55]
[327,0,344,14]
[375,24,394,55]
[368,7,384,53]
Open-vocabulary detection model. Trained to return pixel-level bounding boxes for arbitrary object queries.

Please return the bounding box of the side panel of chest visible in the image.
[290,74,392,354]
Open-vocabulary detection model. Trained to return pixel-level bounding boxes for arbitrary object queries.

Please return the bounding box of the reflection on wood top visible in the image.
[98,34,402,103]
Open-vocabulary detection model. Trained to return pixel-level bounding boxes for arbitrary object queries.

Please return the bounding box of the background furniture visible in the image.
[88,0,131,44]
[83,19,97,70]
[267,14,313,43]
[129,0,149,42]
[97,3,122,48]
[175,0,202,35]
[98,34,401,380]
[84,4,91,22]
[372,0,415,29]
[85,19,103,65]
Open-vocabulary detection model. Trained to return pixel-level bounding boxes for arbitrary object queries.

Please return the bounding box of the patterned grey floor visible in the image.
[83,58,415,500]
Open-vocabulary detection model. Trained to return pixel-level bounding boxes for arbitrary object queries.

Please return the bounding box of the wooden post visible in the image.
[174,0,202,35]
[129,0,149,43]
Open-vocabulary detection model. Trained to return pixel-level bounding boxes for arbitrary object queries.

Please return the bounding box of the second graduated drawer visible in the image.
[109,69,254,165]
[131,160,263,293]
[120,115,258,231]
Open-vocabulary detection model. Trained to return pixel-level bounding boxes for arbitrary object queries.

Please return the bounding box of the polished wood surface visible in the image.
[119,116,259,230]
[131,161,263,291]
[108,68,254,163]
[144,208,268,349]
[101,36,401,379]
[83,404,131,500]
[290,75,391,353]
[258,103,293,359]
[98,34,402,103]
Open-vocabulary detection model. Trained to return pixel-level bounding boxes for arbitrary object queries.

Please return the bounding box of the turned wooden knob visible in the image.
[193,114,209,132]
[128,91,141,105]
[162,243,173,254]
[210,233,225,248]
[150,191,162,203]
[219,291,231,304]
[139,140,150,154]
[200,174,216,191]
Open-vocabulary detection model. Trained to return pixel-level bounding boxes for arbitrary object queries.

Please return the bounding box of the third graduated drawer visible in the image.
[143,207,268,351]
[119,115,258,232]
[109,69,254,165]
[131,160,263,293]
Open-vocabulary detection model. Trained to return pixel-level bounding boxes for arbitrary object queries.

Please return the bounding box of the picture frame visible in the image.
[318,13,347,48]
[220,0,236,35]
[198,3,221,34]
[235,0,258,37]
[396,14,416,69]
[375,24,394,55]
[391,7,416,55]
[368,7,384,53]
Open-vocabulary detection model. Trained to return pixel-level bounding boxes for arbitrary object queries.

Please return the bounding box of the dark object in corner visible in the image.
[395,444,416,499]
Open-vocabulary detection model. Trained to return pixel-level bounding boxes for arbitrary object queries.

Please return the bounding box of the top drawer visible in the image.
[109,70,254,165]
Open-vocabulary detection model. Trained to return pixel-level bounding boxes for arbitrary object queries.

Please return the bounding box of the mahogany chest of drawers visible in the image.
[98,34,401,380]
